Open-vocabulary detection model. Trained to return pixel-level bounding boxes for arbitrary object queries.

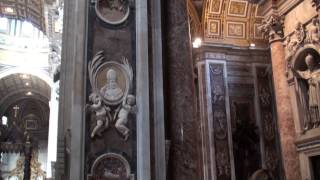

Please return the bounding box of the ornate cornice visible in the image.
[258,14,284,43]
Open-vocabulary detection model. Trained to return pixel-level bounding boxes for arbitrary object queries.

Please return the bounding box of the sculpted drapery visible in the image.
[293,54,320,130]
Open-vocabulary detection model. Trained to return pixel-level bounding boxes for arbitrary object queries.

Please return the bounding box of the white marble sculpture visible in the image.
[115,95,137,141]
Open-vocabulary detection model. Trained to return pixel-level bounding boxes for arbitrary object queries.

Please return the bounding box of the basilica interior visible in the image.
[0,0,319,180]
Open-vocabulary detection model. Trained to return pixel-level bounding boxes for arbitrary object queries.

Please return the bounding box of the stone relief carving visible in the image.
[256,66,281,178]
[87,153,134,180]
[259,87,271,107]
[283,22,306,65]
[308,18,320,44]
[216,150,230,176]
[87,51,136,140]
[214,109,227,140]
[209,64,231,180]
[114,95,137,140]
[258,14,284,42]
[292,54,320,130]
[87,92,112,138]
[262,112,275,142]
[95,0,130,25]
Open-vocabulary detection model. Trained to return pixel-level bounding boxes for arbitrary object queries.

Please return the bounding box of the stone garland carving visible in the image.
[87,153,134,180]
[291,54,320,130]
[209,64,231,179]
[87,51,136,141]
[283,21,306,73]
[256,66,281,179]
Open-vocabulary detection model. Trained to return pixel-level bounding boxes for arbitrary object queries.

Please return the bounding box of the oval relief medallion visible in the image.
[95,0,130,25]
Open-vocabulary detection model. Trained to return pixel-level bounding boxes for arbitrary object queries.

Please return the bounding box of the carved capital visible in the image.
[259,14,285,43]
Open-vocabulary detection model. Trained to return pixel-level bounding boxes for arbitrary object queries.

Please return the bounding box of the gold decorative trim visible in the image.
[255,4,264,18]
[227,0,248,18]
[226,21,246,39]
[209,0,223,14]
[207,19,221,36]
[254,23,263,39]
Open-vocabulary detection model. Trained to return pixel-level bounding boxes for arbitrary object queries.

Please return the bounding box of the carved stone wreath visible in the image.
[95,0,130,25]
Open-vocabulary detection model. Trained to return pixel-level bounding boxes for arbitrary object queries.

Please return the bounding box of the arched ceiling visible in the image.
[0,0,46,32]
[0,73,51,116]
[188,0,289,47]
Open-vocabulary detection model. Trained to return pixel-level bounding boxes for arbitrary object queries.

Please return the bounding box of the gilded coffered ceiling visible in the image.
[188,0,301,47]
[203,0,267,47]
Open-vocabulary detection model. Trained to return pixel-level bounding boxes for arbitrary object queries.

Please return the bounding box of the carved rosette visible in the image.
[258,14,284,43]
[209,64,231,180]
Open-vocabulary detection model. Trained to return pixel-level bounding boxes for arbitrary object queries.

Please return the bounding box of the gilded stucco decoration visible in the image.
[203,0,267,47]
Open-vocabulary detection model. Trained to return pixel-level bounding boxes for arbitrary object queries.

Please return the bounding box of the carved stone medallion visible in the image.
[88,51,133,106]
[95,0,130,25]
[87,153,134,180]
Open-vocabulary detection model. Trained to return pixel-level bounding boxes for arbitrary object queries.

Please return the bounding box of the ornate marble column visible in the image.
[259,15,301,180]
[163,0,201,179]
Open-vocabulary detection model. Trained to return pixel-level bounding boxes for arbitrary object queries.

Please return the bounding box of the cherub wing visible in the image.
[88,51,105,90]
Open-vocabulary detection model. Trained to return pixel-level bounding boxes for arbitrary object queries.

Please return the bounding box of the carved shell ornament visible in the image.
[95,0,130,25]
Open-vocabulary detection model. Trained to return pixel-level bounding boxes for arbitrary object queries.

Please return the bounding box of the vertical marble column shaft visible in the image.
[270,41,301,180]
[136,0,151,179]
[164,0,201,179]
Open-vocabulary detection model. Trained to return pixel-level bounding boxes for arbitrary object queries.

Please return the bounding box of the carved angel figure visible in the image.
[293,22,305,45]
[115,95,137,141]
[87,93,112,138]
[308,17,320,44]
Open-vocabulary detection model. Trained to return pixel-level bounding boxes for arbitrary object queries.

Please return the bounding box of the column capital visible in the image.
[259,14,285,43]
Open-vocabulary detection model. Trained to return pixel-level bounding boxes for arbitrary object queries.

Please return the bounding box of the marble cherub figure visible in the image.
[87,93,112,138]
[115,94,137,141]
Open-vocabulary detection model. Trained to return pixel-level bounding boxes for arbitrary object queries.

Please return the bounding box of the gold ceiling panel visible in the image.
[204,0,268,47]
[0,0,45,32]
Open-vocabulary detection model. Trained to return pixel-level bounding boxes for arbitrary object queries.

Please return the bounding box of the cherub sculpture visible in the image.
[87,93,112,138]
[115,95,137,141]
